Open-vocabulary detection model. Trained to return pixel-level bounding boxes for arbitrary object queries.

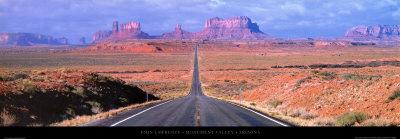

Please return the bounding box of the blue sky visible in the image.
[1,0,399,43]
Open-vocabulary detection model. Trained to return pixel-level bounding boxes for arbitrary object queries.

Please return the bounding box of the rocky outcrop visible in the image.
[314,41,348,48]
[92,31,112,43]
[194,16,269,40]
[0,33,68,46]
[161,24,194,40]
[345,25,400,41]
[79,37,86,44]
[92,21,150,43]
[93,16,270,42]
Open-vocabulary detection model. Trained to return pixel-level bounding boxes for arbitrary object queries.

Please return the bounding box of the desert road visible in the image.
[88,45,289,126]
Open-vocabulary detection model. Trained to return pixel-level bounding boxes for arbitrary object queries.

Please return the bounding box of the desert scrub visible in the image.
[310,70,320,74]
[388,90,400,101]
[85,73,123,85]
[289,108,317,120]
[85,101,103,114]
[295,76,312,88]
[318,71,336,80]
[71,86,87,97]
[341,73,381,81]
[19,80,39,93]
[360,118,393,126]
[268,99,282,108]
[1,108,16,126]
[0,72,29,82]
[336,112,369,126]
[313,118,336,126]
[0,71,158,126]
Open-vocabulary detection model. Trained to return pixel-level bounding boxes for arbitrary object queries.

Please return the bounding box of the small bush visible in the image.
[1,109,16,126]
[240,80,248,84]
[20,81,39,93]
[311,70,320,74]
[295,76,312,87]
[336,112,369,126]
[387,90,400,101]
[71,86,86,97]
[341,74,358,80]
[313,118,336,126]
[12,73,29,80]
[0,75,8,81]
[268,99,282,108]
[153,69,162,72]
[32,76,45,82]
[290,108,317,119]
[0,73,29,82]
[86,101,103,114]
[341,74,381,81]
[85,73,115,84]
[318,71,336,80]
[250,102,256,107]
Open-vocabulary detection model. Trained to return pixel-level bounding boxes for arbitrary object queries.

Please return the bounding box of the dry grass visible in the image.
[0,47,193,126]
[289,108,317,120]
[360,118,395,126]
[52,100,165,126]
[0,51,191,72]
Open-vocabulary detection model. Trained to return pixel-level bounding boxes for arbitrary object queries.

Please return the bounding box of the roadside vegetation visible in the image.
[336,112,369,126]
[0,70,158,126]
[387,90,400,102]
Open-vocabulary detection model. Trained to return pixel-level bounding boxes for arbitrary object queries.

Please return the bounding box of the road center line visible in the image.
[110,100,173,127]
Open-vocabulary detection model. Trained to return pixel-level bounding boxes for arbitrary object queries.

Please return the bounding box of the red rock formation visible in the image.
[92,21,150,43]
[0,33,68,46]
[92,30,112,43]
[314,41,348,48]
[93,16,271,42]
[345,25,400,41]
[194,16,269,40]
[162,24,194,40]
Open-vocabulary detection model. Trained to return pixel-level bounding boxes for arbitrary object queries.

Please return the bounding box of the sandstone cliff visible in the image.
[345,25,400,41]
[93,16,270,42]
[195,16,269,40]
[161,24,194,40]
[92,21,151,42]
[0,33,69,46]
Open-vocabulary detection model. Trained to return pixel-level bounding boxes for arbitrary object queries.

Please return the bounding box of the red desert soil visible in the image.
[199,46,400,126]
[1,40,400,126]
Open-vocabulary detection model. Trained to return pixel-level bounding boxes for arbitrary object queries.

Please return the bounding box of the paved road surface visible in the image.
[89,45,288,126]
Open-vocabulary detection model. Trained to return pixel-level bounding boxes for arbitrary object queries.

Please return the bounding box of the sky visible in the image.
[0,0,399,43]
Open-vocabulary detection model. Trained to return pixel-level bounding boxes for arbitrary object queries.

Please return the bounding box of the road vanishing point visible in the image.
[89,45,289,127]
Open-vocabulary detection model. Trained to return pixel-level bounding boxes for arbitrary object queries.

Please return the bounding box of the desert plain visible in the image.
[0,40,400,126]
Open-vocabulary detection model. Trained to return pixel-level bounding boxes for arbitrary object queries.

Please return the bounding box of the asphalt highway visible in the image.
[90,45,288,126]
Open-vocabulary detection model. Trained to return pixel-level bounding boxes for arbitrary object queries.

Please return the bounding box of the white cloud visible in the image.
[376,0,398,7]
[350,2,364,11]
[296,20,311,26]
[208,0,226,8]
[247,6,268,13]
[338,10,351,15]
[280,2,305,15]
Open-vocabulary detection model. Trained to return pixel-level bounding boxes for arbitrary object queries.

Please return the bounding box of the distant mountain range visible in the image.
[344,25,400,41]
[1,16,400,46]
[92,16,270,42]
[0,33,68,46]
